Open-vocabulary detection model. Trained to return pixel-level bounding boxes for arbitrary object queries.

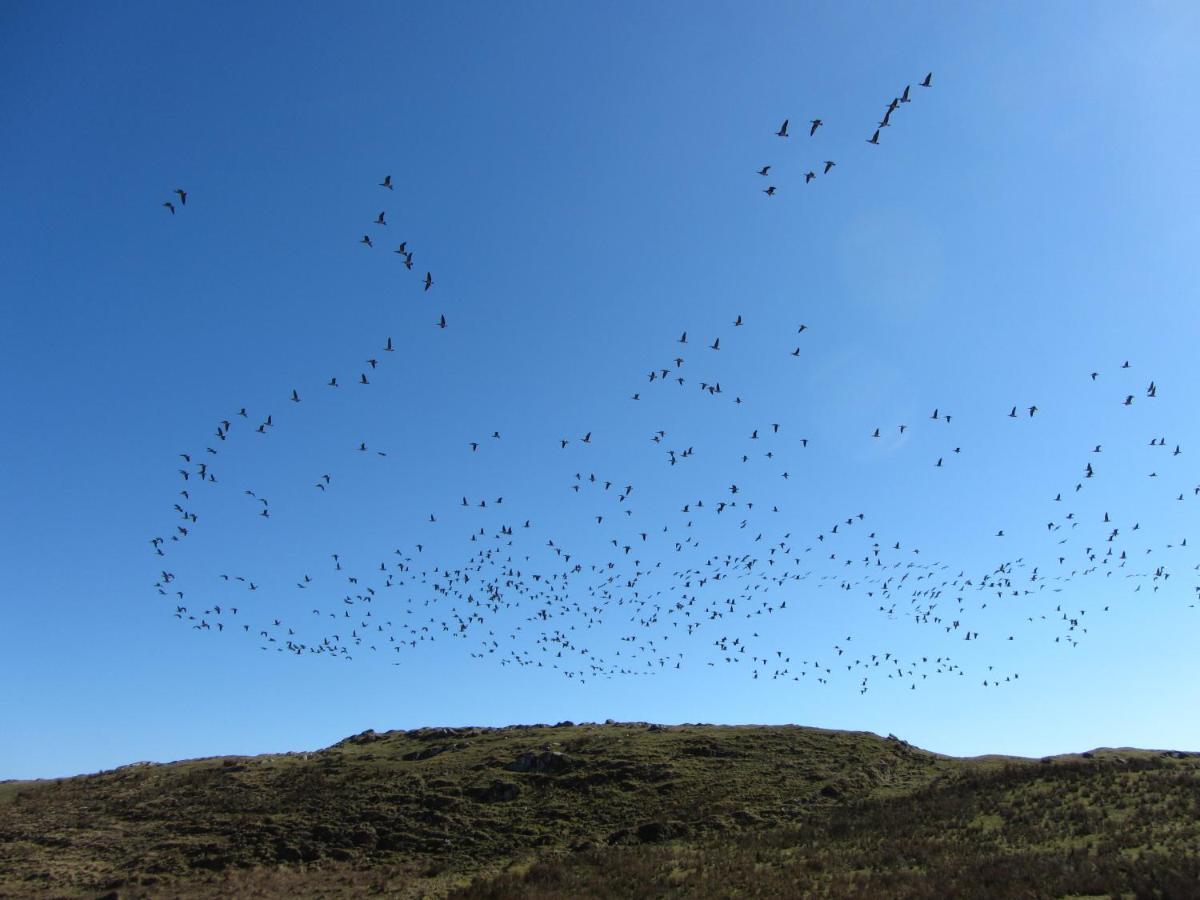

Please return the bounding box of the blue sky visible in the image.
[2,1,1199,780]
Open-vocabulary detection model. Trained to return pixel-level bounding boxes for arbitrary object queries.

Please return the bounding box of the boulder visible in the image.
[506,751,574,774]
[468,780,521,803]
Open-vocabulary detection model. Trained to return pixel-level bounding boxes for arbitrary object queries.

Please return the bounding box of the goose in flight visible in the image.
[776,119,789,137]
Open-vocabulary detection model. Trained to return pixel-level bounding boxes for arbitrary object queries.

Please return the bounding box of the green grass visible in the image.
[1,725,1197,898]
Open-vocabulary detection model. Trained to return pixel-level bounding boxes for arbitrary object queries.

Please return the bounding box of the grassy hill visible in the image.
[1,723,1197,898]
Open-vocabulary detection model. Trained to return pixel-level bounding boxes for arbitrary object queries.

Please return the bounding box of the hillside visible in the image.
[1,723,1197,898]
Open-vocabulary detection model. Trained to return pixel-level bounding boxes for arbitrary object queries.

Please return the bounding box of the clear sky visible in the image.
[2,1,1199,781]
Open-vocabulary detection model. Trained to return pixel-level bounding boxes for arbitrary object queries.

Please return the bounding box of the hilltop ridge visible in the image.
[2,722,1198,898]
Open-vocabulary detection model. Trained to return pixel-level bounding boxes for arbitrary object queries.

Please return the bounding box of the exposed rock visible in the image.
[402,742,469,761]
[468,780,521,803]
[506,751,575,774]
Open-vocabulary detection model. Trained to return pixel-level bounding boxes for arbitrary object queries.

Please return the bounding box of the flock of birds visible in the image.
[150,71,1196,697]
[757,72,932,197]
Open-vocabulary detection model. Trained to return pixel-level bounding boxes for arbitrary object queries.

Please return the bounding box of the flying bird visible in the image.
[776,119,789,137]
